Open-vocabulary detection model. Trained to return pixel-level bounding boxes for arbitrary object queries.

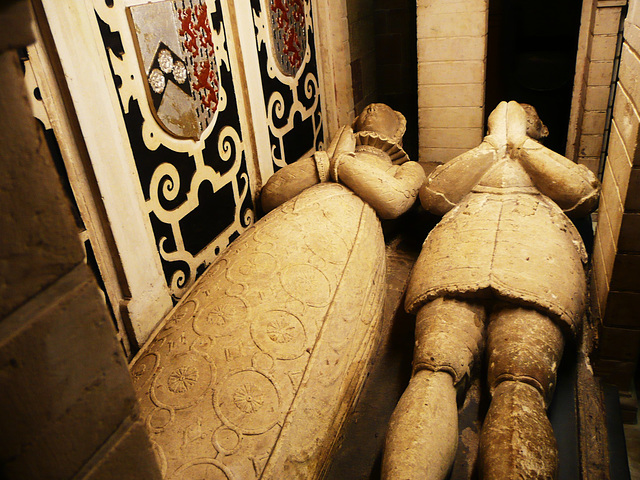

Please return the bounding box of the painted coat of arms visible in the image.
[251,0,324,170]
[268,0,307,77]
[127,0,220,139]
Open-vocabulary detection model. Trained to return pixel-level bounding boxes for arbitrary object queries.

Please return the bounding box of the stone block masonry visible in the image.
[569,2,624,174]
[416,0,488,167]
[592,1,640,423]
[0,49,84,320]
[0,3,161,478]
[370,0,419,160]
[347,0,377,115]
[0,265,143,479]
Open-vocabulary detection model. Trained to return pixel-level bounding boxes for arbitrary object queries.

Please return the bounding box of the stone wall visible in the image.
[416,0,488,168]
[374,0,419,160]
[0,2,160,478]
[347,0,377,115]
[592,0,640,423]
[315,0,355,137]
[567,0,626,174]
[346,0,418,159]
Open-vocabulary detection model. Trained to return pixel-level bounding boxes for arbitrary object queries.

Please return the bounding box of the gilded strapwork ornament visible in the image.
[96,0,255,300]
[252,0,324,170]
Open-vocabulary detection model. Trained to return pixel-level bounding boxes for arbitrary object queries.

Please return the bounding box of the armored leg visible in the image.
[383,297,485,480]
[479,305,564,480]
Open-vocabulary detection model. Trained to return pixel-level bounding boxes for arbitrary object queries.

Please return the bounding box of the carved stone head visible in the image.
[354,104,407,144]
[520,103,549,140]
[352,104,410,164]
[486,101,550,143]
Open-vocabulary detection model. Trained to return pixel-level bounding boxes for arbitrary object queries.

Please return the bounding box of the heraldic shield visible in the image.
[128,0,220,140]
[268,0,307,77]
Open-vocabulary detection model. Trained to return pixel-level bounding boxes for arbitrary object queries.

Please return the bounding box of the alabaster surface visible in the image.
[407,101,598,337]
[132,183,386,479]
[405,191,588,335]
[131,103,425,479]
[383,101,600,480]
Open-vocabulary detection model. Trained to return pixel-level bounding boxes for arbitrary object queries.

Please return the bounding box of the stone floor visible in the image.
[625,411,640,479]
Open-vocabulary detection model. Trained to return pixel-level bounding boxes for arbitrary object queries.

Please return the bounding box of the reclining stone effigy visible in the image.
[129,104,425,479]
[383,101,600,480]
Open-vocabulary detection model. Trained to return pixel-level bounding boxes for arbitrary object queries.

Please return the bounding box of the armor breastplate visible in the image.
[473,157,538,194]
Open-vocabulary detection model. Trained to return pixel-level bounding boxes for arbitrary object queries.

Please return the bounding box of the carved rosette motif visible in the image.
[251,310,307,359]
[94,0,254,300]
[214,369,281,434]
[152,351,215,410]
[131,183,387,478]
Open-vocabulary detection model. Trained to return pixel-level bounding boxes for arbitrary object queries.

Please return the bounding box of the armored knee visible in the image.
[486,305,564,405]
[413,297,485,387]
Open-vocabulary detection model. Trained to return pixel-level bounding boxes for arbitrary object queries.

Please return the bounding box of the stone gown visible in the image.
[130,181,387,480]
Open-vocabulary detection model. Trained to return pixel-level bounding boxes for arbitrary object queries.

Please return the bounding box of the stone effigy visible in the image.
[382,101,600,480]
[130,104,425,479]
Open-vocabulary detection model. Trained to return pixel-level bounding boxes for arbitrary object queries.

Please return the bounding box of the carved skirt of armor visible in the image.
[405,192,588,336]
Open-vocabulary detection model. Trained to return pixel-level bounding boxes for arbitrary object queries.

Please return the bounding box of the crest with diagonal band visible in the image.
[128,0,219,140]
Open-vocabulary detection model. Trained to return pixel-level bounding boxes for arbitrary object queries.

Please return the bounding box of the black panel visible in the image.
[179,180,235,255]
[149,210,191,291]
[252,0,324,167]
[283,109,315,166]
[123,97,196,207]
[95,4,255,296]
[236,150,254,228]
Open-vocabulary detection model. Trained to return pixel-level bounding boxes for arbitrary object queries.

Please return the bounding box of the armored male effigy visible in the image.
[130,104,424,479]
[383,101,600,480]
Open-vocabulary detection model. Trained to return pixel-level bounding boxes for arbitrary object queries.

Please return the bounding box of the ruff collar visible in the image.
[354,131,410,165]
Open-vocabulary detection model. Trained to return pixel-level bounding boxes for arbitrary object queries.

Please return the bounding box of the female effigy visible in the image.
[129,104,425,479]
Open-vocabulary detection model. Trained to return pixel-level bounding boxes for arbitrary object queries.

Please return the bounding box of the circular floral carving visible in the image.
[156,300,197,340]
[194,297,248,338]
[233,384,264,413]
[214,370,281,434]
[198,258,228,284]
[280,264,332,307]
[304,228,350,265]
[228,252,277,280]
[267,317,296,343]
[251,310,306,360]
[153,352,214,410]
[167,365,199,393]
